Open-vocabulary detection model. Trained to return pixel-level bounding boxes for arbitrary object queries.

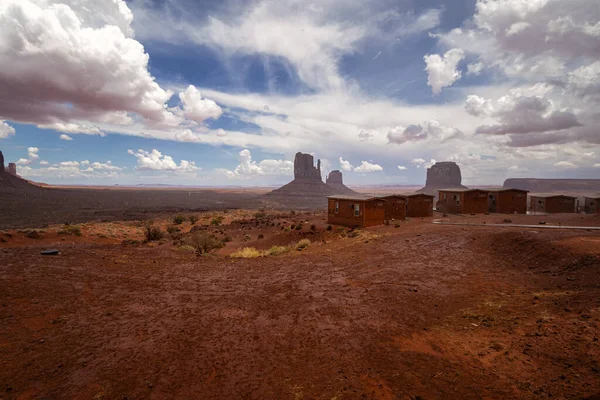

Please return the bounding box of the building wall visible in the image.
[545,197,576,213]
[363,200,386,227]
[406,194,434,217]
[584,197,599,214]
[463,190,489,214]
[490,190,528,214]
[380,196,406,221]
[437,191,465,214]
[327,198,385,227]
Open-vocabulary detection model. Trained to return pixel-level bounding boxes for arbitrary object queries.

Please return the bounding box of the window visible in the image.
[335,201,339,214]
[443,193,446,200]
[354,203,360,217]
[456,197,461,205]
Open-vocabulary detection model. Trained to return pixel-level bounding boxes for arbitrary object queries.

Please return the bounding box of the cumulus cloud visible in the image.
[397,165,407,170]
[411,158,425,165]
[339,157,354,172]
[465,95,493,117]
[15,147,40,166]
[554,161,577,168]
[127,149,200,172]
[60,134,74,141]
[19,158,124,180]
[222,149,292,179]
[388,120,463,144]
[0,120,15,139]
[177,85,223,122]
[424,48,465,94]
[354,161,383,173]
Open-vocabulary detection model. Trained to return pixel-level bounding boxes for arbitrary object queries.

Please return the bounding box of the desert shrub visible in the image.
[173,215,185,225]
[295,239,311,251]
[188,232,225,255]
[326,225,333,231]
[167,226,181,234]
[254,211,266,219]
[257,234,264,239]
[347,230,359,238]
[144,222,164,241]
[189,215,199,225]
[310,224,316,231]
[24,230,43,239]
[284,227,291,232]
[268,246,289,256]
[242,234,252,242]
[294,224,302,231]
[394,224,400,228]
[230,247,263,258]
[223,235,232,243]
[58,225,82,236]
[290,224,296,230]
[211,216,224,225]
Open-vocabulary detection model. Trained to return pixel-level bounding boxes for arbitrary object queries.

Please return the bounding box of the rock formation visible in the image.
[326,170,355,195]
[265,152,358,208]
[294,152,322,181]
[7,163,17,176]
[0,150,39,191]
[417,161,467,197]
[0,150,4,172]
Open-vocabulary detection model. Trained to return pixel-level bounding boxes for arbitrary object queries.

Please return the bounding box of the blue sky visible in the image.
[0,0,599,186]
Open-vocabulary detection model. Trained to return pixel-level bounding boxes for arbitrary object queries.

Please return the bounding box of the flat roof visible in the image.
[529,193,578,199]
[486,187,529,193]
[438,188,486,193]
[327,194,377,201]
[395,192,435,198]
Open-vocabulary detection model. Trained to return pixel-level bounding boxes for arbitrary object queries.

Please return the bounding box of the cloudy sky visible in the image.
[0,0,599,186]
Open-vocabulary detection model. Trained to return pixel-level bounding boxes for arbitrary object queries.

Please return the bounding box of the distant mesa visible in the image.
[265,152,357,208]
[417,161,467,197]
[0,150,4,172]
[0,150,40,191]
[326,170,355,195]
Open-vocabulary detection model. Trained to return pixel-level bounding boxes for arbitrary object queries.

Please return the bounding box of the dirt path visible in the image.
[1,219,599,399]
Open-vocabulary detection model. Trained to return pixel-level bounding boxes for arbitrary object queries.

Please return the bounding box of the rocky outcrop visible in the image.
[417,161,467,197]
[0,149,39,191]
[326,170,355,195]
[0,151,4,172]
[7,163,17,176]
[294,152,322,181]
[504,178,600,193]
[265,153,357,209]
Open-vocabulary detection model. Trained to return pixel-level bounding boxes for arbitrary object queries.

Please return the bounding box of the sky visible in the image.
[0,0,599,186]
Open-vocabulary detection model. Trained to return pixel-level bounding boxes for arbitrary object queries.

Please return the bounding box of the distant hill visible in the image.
[503,178,600,193]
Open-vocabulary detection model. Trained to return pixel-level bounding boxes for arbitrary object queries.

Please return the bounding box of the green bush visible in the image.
[211,216,224,225]
[294,224,302,231]
[268,246,289,256]
[257,234,264,239]
[58,224,82,236]
[242,234,252,242]
[189,215,199,225]
[173,215,185,225]
[326,225,333,231]
[310,224,316,231]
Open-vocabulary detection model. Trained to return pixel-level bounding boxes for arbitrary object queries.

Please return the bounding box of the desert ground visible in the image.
[1,207,599,399]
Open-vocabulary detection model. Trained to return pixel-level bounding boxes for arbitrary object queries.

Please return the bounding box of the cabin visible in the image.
[528,194,577,214]
[437,189,489,214]
[376,195,407,221]
[487,188,529,214]
[327,195,386,228]
[584,196,600,214]
[400,193,435,217]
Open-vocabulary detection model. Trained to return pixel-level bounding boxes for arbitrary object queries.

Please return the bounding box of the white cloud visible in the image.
[554,161,577,168]
[88,161,123,171]
[423,48,465,94]
[339,157,354,172]
[177,85,223,122]
[0,120,15,139]
[388,120,462,144]
[354,161,383,173]
[39,160,49,166]
[19,158,124,180]
[38,123,104,136]
[60,134,74,141]
[28,147,39,160]
[411,158,426,165]
[593,163,600,168]
[127,149,200,172]
[467,61,484,76]
[465,95,493,117]
[221,149,292,179]
[397,165,407,170]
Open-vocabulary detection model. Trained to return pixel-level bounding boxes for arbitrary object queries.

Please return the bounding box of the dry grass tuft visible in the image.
[230,247,263,258]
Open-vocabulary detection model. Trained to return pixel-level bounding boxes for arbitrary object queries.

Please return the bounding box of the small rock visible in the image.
[38,338,45,343]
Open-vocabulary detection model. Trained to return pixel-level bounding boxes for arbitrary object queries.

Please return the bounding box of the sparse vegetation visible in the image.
[294,224,302,230]
[295,239,311,251]
[24,230,43,240]
[188,232,225,256]
[144,222,164,241]
[310,224,316,231]
[326,225,333,231]
[223,235,232,243]
[189,215,199,225]
[173,215,185,225]
[242,234,252,242]
[178,245,196,252]
[254,211,266,219]
[257,234,264,239]
[230,247,263,258]
[167,226,181,234]
[268,245,289,256]
[58,224,82,236]
[211,216,224,225]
